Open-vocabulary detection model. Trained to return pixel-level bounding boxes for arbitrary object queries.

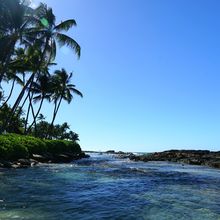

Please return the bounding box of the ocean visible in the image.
[0,153,220,219]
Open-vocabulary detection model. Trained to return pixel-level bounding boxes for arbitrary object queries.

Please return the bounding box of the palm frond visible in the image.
[64,89,73,103]
[33,94,42,103]
[69,87,83,97]
[55,33,80,58]
[54,19,76,32]
[14,75,24,86]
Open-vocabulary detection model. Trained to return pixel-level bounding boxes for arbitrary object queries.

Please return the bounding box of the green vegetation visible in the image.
[0,0,84,162]
[0,106,81,141]
[0,0,82,138]
[0,133,81,161]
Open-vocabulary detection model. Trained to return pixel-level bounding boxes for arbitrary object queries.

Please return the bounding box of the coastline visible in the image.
[85,150,220,169]
[0,152,89,169]
[114,150,220,169]
[1,141,220,169]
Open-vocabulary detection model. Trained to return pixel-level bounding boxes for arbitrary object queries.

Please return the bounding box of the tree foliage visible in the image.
[0,133,81,160]
[0,0,82,141]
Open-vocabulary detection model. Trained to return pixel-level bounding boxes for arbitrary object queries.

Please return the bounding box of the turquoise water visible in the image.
[0,153,220,220]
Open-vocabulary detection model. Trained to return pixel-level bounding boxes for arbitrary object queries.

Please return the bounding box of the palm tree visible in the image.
[0,71,23,109]
[0,48,25,109]
[0,0,33,83]
[27,74,52,133]
[68,131,80,142]
[48,69,83,137]
[4,45,47,131]
[59,122,70,139]
[9,3,81,124]
[32,3,81,62]
[0,104,25,134]
[37,113,46,122]
[1,1,82,135]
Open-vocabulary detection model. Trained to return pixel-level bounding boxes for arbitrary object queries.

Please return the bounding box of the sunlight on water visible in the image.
[0,153,220,220]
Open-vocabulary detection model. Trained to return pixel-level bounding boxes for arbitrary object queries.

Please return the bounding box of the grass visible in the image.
[0,133,82,160]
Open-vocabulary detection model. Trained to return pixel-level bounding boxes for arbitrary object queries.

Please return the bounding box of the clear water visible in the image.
[0,153,220,220]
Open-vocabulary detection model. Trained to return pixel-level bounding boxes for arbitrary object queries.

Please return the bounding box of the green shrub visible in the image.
[18,135,47,155]
[45,140,81,154]
[0,135,28,160]
[0,133,82,161]
[45,140,66,154]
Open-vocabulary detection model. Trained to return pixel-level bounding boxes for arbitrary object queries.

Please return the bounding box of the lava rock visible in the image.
[128,150,220,169]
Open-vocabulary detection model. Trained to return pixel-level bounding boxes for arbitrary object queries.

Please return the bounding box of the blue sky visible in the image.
[11,0,220,152]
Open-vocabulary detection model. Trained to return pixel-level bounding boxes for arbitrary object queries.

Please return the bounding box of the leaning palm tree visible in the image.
[0,70,23,109]
[48,69,82,138]
[9,3,81,122]
[26,74,52,133]
[0,0,33,83]
[5,45,46,129]
[0,48,26,109]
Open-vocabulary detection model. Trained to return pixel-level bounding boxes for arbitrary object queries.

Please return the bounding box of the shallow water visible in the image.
[0,153,220,220]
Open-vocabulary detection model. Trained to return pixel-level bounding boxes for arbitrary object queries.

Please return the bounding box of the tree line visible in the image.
[0,0,82,141]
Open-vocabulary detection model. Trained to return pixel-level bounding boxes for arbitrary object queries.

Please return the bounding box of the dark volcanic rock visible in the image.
[0,151,89,169]
[0,159,36,169]
[106,150,137,158]
[79,152,90,158]
[0,160,13,168]
[32,152,90,163]
[17,159,32,166]
[128,150,220,169]
[209,161,220,169]
[117,151,125,154]
[52,154,74,163]
[106,150,115,154]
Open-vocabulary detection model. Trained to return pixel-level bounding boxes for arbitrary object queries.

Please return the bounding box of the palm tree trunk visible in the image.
[54,96,63,120]
[24,92,36,134]
[24,90,35,134]
[47,101,57,139]
[11,72,35,118]
[24,92,34,133]
[47,95,63,139]
[0,74,35,133]
[17,89,30,115]
[27,96,44,134]
[0,78,15,109]
[29,93,36,133]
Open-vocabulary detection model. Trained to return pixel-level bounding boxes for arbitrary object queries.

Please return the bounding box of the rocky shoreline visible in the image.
[115,150,220,169]
[0,152,90,169]
[4,149,220,169]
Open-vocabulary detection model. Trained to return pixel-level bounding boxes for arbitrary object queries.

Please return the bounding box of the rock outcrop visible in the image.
[124,150,220,169]
[0,152,90,169]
